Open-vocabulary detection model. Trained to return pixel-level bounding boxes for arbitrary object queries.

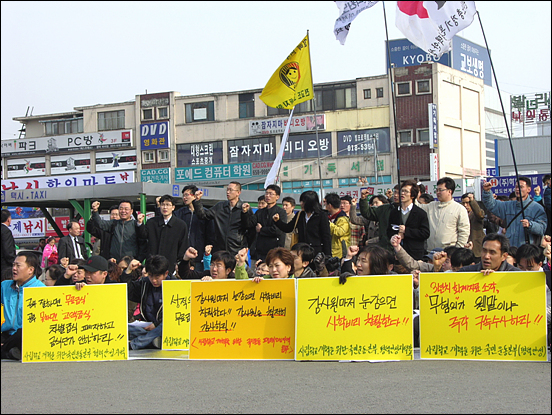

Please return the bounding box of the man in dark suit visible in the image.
[58,220,88,264]
[1,209,17,276]
[387,180,430,260]
[137,194,189,276]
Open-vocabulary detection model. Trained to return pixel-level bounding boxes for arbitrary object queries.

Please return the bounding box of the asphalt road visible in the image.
[2,355,550,414]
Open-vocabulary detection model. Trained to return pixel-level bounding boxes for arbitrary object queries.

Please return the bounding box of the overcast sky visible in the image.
[1,1,550,140]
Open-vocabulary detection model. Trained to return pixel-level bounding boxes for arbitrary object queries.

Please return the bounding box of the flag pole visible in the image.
[306,30,325,199]
[382,1,401,193]
[476,10,529,244]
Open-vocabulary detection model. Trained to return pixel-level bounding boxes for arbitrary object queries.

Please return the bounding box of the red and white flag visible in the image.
[334,1,379,45]
[395,1,477,58]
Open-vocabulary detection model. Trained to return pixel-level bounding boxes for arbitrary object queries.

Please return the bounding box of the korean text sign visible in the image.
[189,279,296,360]
[22,285,128,362]
[162,280,192,350]
[296,276,413,361]
[420,272,547,361]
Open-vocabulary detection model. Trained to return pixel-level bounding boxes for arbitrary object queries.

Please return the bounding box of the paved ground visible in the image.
[2,351,550,414]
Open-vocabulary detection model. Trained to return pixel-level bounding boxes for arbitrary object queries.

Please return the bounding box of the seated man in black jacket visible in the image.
[127,255,176,350]
[459,233,521,274]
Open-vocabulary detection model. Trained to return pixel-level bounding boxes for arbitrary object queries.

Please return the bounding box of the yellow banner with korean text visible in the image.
[162,280,192,350]
[260,34,313,110]
[420,271,548,361]
[296,275,414,361]
[22,284,128,362]
[189,279,295,360]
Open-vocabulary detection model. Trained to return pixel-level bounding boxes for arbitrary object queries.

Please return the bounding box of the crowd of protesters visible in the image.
[1,173,550,359]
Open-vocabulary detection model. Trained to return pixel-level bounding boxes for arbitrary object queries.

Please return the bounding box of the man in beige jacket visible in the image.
[417,177,470,252]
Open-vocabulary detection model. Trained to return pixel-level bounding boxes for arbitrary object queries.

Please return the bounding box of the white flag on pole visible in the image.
[264,108,295,189]
[395,1,477,59]
[334,1,379,45]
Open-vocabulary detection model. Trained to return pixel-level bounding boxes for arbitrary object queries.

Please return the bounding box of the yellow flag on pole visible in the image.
[260,34,314,109]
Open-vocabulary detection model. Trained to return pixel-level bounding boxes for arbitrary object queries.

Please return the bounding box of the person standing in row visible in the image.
[137,194,188,276]
[1,209,16,278]
[242,184,287,263]
[192,182,248,257]
[90,200,145,262]
[273,190,332,258]
[58,220,88,264]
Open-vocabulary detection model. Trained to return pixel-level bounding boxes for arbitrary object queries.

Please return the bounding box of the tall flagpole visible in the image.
[307,30,325,199]
[382,1,401,192]
[476,11,528,244]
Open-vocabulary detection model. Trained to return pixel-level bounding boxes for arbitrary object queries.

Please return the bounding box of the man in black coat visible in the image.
[241,184,288,262]
[387,180,430,261]
[58,220,88,264]
[137,194,189,275]
[154,185,214,272]
[86,205,119,259]
[1,209,16,276]
[192,181,248,257]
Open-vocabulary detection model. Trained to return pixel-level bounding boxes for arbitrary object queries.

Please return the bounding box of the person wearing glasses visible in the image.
[137,194,189,276]
[241,184,288,263]
[416,177,470,252]
[90,199,146,263]
[387,180,430,261]
[192,181,248,257]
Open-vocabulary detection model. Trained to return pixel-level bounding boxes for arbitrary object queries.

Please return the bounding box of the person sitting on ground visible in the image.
[127,255,176,350]
[55,258,86,285]
[506,246,518,267]
[449,248,476,271]
[339,245,392,284]
[290,242,317,278]
[254,260,270,278]
[459,233,521,275]
[1,252,45,360]
[390,234,456,273]
[178,247,237,281]
[73,255,114,291]
[116,255,142,283]
[514,243,551,331]
[42,264,65,286]
[236,247,295,282]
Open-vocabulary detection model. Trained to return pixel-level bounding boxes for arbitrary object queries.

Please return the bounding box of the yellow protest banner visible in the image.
[420,271,548,361]
[189,279,295,360]
[296,276,413,361]
[162,280,192,350]
[22,284,128,362]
